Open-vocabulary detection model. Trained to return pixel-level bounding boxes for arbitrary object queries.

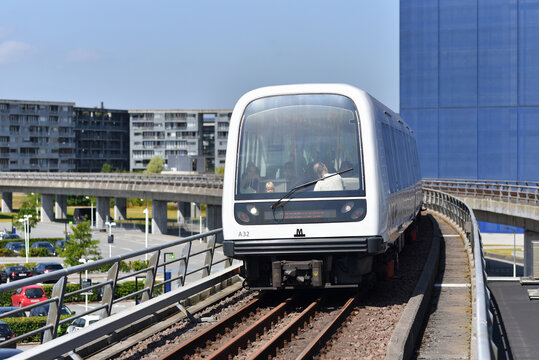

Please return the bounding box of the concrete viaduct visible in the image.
[423,178,539,276]
[0,172,223,234]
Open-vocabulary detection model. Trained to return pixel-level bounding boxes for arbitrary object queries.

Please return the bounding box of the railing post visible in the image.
[202,235,217,278]
[43,276,66,343]
[100,262,119,318]
[142,251,160,302]
[178,242,192,287]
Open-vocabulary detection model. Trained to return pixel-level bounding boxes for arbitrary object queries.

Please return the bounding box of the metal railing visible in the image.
[423,188,494,359]
[0,172,224,189]
[0,229,229,347]
[423,178,539,205]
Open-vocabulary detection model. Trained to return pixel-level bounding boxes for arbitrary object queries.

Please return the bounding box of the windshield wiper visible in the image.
[270,168,353,210]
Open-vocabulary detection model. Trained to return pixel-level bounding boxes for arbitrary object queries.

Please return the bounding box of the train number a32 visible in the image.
[238,231,249,238]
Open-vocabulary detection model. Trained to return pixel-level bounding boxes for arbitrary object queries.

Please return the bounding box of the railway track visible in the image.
[114,212,435,360]
[160,293,357,360]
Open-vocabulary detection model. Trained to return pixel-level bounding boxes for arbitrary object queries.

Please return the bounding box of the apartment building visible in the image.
[129,110,231,172]
[0,99,75,172]
[74,106,129,172]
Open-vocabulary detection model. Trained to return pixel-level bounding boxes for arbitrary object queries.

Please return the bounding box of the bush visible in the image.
[0,248,15,257]
[29,248,50,257]
[129,260,149,272]
[3,315,72,342]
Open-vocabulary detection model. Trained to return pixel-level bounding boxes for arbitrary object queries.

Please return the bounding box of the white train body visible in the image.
[222,84,421,289]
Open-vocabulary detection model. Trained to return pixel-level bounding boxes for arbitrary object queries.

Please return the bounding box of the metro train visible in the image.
[222,84,422,290]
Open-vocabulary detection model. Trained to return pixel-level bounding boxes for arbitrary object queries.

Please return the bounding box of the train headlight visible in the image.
[236,210,250,223]
[340,201,354,214]
[351,208,364,220]
[247,205,259,216]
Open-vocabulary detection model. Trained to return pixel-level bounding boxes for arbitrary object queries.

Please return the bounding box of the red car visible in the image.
[11,285,47,307]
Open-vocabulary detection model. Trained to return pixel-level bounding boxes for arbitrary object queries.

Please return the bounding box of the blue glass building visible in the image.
[400,0,539,181]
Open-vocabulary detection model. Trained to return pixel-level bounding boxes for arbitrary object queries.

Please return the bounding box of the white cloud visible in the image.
[0,40,33,63]
[66,47,103,63]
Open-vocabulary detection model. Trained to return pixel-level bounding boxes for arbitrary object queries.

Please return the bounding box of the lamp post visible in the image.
[105,221,116,258]
[85,196,94,228]
[20,215,32,264]
[143,201,149,261]
[501,226,517,278]
[78,258,94,312]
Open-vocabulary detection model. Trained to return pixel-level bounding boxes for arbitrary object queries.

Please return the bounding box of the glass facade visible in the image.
[400,0,539,181]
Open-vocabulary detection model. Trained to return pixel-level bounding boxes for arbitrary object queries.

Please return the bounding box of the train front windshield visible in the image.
[236,94,364,201]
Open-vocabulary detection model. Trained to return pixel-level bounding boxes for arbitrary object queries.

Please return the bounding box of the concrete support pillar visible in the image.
[114,198,127,221]
[1,192,12,213]
[152,200,168,235]
[55,195,67,219]
[96,197,110,229]
[206,205,222,230]
[524,231,539,278]
[177,201,191,223]
[40,194,55,223]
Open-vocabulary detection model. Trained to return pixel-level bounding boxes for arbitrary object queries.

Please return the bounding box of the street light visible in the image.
[85,196,94,228]
[142,200,149,260]
[501,226,518,278]
[79,258,94,312]
[19,215,32,264]
[105,221,116,258]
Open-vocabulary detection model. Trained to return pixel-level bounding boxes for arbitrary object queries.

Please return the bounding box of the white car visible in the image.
[66,314,100,334]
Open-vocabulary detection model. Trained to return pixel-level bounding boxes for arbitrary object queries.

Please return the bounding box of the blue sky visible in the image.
[0,1,399,111]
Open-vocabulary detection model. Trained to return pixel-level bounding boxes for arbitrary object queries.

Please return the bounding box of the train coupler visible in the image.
[271,260,323,289]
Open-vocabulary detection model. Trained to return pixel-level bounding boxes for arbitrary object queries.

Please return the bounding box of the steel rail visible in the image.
[205,298,294,360]
[295,297,356,360]
[248,299,321,360]
[159,298,262,360]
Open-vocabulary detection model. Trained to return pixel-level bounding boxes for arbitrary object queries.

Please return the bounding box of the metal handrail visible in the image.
[0,228,229,347]
[0,172,224,189]
[423,188,493,359]
[423,178,539,205]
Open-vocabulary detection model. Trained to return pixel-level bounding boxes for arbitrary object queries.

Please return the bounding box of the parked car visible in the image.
[3,242,25,255]
[0,266,32,283]
[0,321,15,349]
[55,240,67,251]
[11,285,47,307]
[31,262,64,276]
[0,234,20,240]
[0,307,26,318]
[29,303,74,317]
[66,314,100,334]
[0,348,22,358]
[30,242,56,256]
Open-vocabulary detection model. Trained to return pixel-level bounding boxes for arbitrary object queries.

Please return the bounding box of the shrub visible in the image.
[129,260,149,272]
[0,248,15,257]
[29,248,50,257]
[3,315,72,343]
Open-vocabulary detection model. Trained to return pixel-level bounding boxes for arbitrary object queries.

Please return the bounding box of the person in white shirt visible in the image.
[313,162,344,191]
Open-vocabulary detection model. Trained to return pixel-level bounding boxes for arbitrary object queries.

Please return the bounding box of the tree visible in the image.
[14,197,38,232]
[145,155,165,174]
[215,166,225,175]
[101,162,114,173]
[59,221,101,267]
